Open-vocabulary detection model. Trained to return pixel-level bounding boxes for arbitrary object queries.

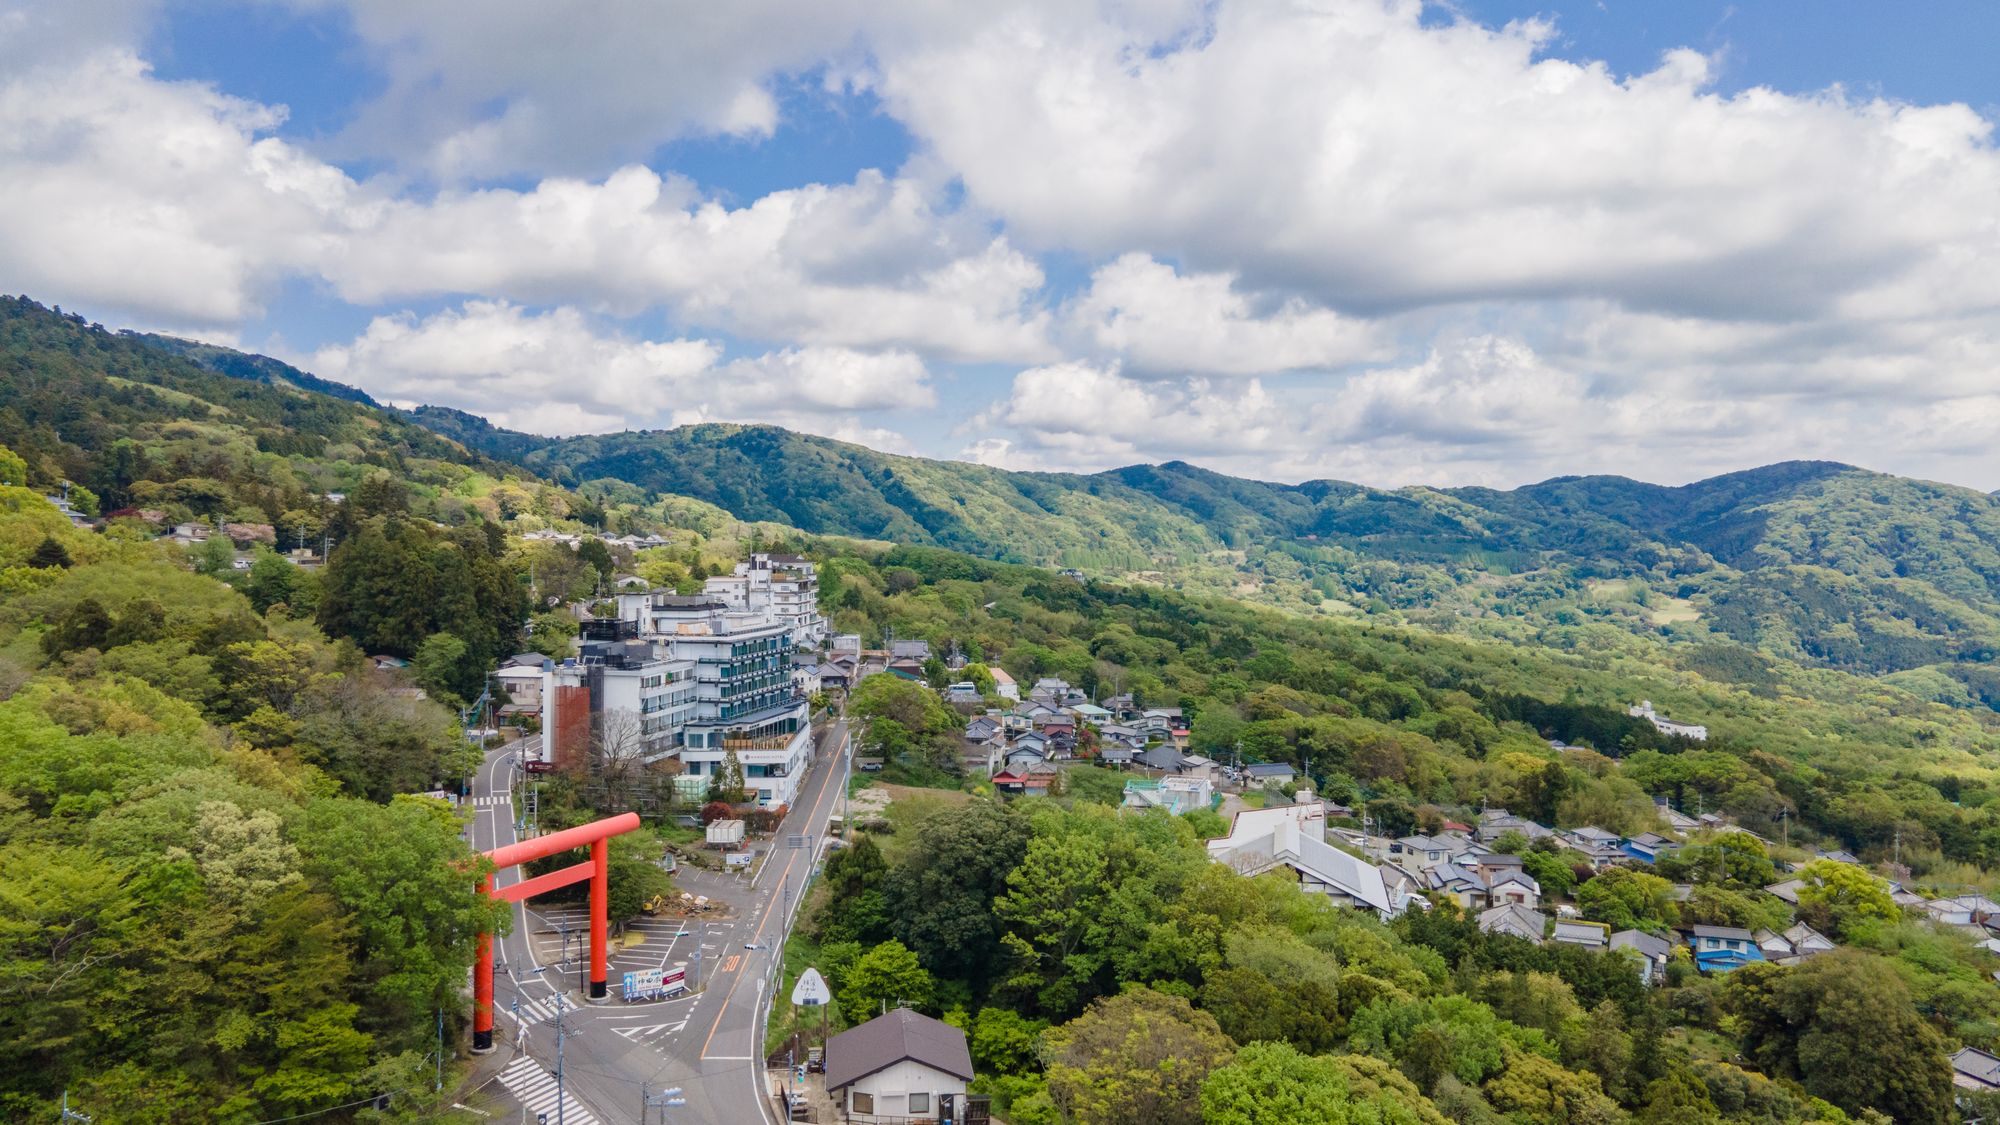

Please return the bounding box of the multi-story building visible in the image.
[541,640,698,769]
[702,552,826,646]
[612,595,812,808]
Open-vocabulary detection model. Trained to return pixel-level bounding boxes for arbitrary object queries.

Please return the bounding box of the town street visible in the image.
[466,719,851,1124]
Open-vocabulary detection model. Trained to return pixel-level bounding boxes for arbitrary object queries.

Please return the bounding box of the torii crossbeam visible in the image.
[472,812,641,1052]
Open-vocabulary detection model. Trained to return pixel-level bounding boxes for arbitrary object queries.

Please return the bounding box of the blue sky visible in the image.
[8,0,2000,488]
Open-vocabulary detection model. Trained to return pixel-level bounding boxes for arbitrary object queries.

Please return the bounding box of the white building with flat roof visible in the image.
[702,552,826,646]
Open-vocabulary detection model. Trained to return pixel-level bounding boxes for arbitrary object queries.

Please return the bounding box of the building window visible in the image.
[850,1092,872,1114]
[908,1091,930,1114]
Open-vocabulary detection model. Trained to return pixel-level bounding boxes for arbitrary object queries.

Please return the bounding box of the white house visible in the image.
[1206,803,1397,919]
[1628,700,1708,741]
[824,1008,974,1124]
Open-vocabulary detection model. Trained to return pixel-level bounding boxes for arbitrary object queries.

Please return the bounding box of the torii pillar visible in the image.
[472,812,640,1053]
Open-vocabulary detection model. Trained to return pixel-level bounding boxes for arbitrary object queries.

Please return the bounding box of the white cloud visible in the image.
[310,301,932,442]
[869,0,2000,323]
[326,168,1054,363]
[0,50,359,325]
[1066,253,1385,376]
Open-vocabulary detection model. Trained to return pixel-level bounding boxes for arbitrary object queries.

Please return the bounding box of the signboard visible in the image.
[724,852,753,867]
[791,967,831,1007]
[621,966,688,1001]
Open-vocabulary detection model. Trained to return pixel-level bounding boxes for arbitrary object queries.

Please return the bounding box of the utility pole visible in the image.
[435,1008,444,1093]
[553,991,571,1125]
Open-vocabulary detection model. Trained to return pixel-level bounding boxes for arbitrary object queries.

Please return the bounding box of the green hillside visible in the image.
[441,422,2000,692]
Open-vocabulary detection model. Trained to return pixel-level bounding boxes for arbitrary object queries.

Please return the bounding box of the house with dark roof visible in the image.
[1611,929,1673,985]
[1243,762,1297,789]
[823,1007,974,1123]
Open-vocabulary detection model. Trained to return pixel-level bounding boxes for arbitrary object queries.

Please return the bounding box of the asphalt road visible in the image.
[467,720,852,1124]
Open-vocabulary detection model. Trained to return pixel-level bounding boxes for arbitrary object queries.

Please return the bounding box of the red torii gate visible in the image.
[472,812,640,1053]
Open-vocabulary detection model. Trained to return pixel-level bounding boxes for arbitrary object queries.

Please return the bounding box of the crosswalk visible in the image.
[496,1056,599,1125]
[472,795,512,807]
[510,995,572,1026]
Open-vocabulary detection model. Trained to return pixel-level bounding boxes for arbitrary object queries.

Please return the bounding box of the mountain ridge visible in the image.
[16,300,1994,699]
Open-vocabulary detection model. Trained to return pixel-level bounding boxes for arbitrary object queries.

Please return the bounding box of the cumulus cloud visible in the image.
[0,50,358,325]
[7,2,2000,488]
[870,0,2000,322]
[311,301,933,441]
[328,168,1054,363]
[1066,254,1386,376]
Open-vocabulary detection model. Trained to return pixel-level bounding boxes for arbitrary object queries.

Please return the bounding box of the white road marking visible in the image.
[496,1057,599,1125]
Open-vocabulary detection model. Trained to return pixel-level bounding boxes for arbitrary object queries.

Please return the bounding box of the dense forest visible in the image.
[765,545,2000,1124]
[0,479,503,1121]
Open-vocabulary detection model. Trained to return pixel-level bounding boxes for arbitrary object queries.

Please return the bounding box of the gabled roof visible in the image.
[824,1008,973,1092]
[1611,929,1672,961]
[1478,903,1549,941]
[1244,762,1296,778]
[1955,1047,2000,1089]
[1690,924,1755,941]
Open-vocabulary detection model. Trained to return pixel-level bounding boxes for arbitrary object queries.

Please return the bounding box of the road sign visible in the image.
[621,967,688,1001]
[791,967,831,1007]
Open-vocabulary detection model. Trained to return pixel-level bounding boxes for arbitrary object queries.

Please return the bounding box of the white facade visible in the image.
[1207,804,1396,919]
[842,1058,968,1123]
[702,552,826,646]
[541,642,697,764]
[1629,700,1708,741]
[658,609,813,808]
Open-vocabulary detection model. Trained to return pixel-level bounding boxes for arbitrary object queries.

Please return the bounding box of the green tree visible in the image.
[246,550,300,613]
[838,940,935,1019]
[1042,988,1236,1125]
[883,802,1030,981]
[996,831,1112,1013]
[411,632,474,706]
[709,749,748,804]
[968,1007,1047,1076]
[0,442,25,487]
[1201,1042,1449,1125]
[1724,950,1954,1123]
[1573,868,1677,932]
[1789,859,1898,939]
[1480,1048,1622,1125]
[196,530,237,576]
[27,535,70,569]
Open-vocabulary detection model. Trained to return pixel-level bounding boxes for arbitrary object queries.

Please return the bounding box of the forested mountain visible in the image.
[0,296,602,539]
[443,421,2000,696]
[13,294,1999,702]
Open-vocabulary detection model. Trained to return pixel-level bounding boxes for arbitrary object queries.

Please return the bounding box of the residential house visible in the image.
[823,1008,974,1124]
[964,716,1004,745]
[1686,925,1763,972]
[1764,879,1805,906]
[1179,754,1218,781]
[1488,870,1543,909]
[1611,930,1673,986]
[1425,864,1491,911]
[1622,832,1678,864]
[1478,904,1549,944]
[1476,809,1556,845]
[1003,743,1049,772]
[1562,827,1629,870]
[1096,745,1137,767]
[1392,835,1455,870]
[1553,920,1611,950]
[1243,762,1297,789]
[1096,724,1147,750]
[988,668,1019,701]
[1122,776,1214,815]
[1068,703,1113,726]
[493,654,552,715]
[1207,804,1397,920]
[1952,1047,2000,1092]
[1029,677,1071,704]
[890,639,933,664]
[942,682,983,705]
[1754,922,1834,966]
